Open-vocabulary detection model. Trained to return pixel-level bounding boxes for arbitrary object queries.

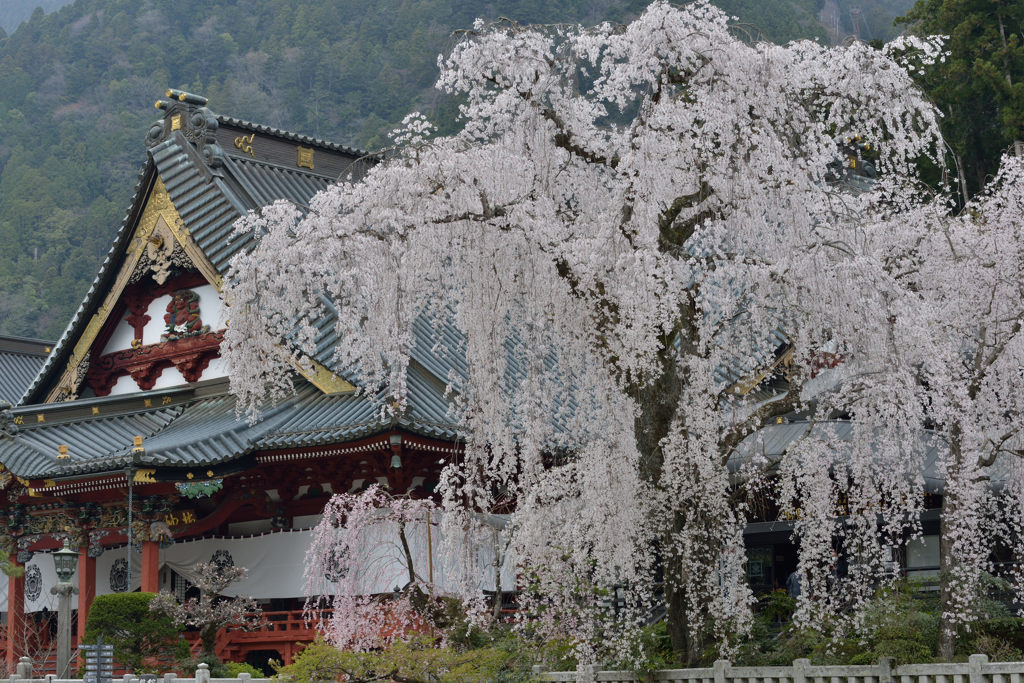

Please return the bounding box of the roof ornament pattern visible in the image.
[0,401,17,436]
[147,89,224,169]
[128,239,192,286]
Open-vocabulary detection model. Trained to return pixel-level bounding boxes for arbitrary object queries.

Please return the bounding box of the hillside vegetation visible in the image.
[0,0,906,338]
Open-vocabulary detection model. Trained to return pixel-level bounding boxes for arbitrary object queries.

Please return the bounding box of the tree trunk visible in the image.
[938,426,963,661]
[493,527,503,621]
[938,490,957,660]
[200,625,218,659]
[631,313,693,662]
[663,556,694,666]
[954,149,970,205]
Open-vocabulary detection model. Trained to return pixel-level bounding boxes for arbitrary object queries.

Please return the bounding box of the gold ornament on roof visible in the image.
[234,133,255,157]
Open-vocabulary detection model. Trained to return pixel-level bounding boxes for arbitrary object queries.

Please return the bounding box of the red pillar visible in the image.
[141,541,160,593]
[5,555,24,671]
[77,546,96,641]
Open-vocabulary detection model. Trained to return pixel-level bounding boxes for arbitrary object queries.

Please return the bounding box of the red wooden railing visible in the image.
[0,610,318,673]
[183,609,321,666]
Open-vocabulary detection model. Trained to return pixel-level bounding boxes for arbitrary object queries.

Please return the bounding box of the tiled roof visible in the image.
[728,419,1009,494]
[0,336,52,405]
[21,100,370,406]
[1,368,457,480]
[4,92,465,484]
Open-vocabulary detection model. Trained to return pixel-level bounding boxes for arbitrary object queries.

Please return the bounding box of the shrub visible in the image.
[83,592,183,672]
[178,653,228,678]
[275,632,532,683]
[223,661,266,677]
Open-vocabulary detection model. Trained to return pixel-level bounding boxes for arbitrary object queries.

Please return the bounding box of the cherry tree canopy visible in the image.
[789,154,1024,657]
[220,0,992,662]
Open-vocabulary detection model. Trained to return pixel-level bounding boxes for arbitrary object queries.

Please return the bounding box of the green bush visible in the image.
[178,653,229,678]
[83,592,185,672]
[731,576,1024,667]
[274,632,532,683]
[223,661,266,678]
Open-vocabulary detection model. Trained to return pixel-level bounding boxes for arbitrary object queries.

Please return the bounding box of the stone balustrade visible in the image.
[534,654,1022,683]
[3,659,273,683]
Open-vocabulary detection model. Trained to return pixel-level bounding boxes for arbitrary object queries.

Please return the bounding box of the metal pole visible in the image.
[126,468,133,590]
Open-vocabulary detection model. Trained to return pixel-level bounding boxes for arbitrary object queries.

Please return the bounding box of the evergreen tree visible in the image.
[900,0,1024,198]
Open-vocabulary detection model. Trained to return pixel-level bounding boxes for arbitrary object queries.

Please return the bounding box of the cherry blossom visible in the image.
[219,0,1024,663]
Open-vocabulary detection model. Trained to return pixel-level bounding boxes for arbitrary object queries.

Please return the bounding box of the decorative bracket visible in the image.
[86,331,224,396]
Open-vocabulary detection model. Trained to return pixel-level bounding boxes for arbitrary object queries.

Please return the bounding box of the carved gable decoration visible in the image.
[86,278,223,396]
[162,290,211,342]
[46,178,224,402]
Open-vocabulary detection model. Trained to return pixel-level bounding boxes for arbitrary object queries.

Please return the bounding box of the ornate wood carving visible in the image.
[45,178,222,403]
[86,332,224,395]
[161,289,211,341]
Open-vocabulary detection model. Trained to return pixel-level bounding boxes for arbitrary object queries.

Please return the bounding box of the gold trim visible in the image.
[296,146,314,170]
[233,133,255,157]
[171,114,182,131]
[734,346,795,396]
[294,359,356,395]
[45,177,223,402]
[133,469,157,483]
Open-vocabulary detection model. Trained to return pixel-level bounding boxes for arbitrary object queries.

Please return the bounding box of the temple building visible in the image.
[0,90,471,670]
[0,89,955,674]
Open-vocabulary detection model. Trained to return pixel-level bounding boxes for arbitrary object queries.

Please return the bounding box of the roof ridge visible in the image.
[216,115,375,159]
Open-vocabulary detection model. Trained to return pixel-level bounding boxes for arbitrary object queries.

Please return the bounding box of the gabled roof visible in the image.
[1,91,462,482]
[0,335,53,405]
[21,91,372,406]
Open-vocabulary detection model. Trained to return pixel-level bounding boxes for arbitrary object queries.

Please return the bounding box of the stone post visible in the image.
[195,662,210,683]
[16,655,33,679]
[969,653,989,683]
[878,656,894,683]
[793,658,810,683]
[714,659,731,683]
[51,581,78,678]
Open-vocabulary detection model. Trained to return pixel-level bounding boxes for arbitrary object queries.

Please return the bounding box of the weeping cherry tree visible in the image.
[221,0,963,663]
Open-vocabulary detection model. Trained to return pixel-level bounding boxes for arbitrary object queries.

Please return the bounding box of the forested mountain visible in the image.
[0,0,73,35]
[0,0,911,339]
